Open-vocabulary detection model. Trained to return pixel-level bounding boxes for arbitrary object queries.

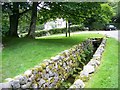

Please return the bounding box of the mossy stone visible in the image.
[41,63,46,69]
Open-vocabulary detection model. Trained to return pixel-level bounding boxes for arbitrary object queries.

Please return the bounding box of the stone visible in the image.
[21,82,32,89]
[48,70,54,77]
[47,60,53,64]
[43,59,50,65]
[43,82,50,88]
[83,65,95,74]
[46,66,50,72]
[31,83,38,88]
[14,75,21,79]
[32,68,38,75]
[4,78,13,82]
[59,61,63,66]
[70,79,85,88]
[64,50,70,56]
[64,66,68,70]
[28,74,35,82]
[41,63,46,69]
[48,77,53,82]
[39,79,45,85]
[10,80,20,88]
[0,82,12,89]
[88,60,100,67]
[49,83,55,87]
[54,72,58,77]
[24,70,32,77]
[44,74,49,79]
[80,71,89,82]
[51,55,60,61]
[44,61,49,66]
[55,63,58,69]
[69,85,77,88]
[93,53,101,58]
[54,76,59,83]
[63,62,67,67]
[36,77,41,81]
[18,75,28,85]
[93,56,101,61]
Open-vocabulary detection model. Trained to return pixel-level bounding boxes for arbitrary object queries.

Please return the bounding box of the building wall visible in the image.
[44,18,66,30]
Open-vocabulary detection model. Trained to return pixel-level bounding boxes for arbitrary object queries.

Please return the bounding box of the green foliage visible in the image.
[100,3,114,24]
[60,81,72,88]
[2,13,9,37]
[83,3,115,30]
[18,11,31,34]
[2,2,117,38]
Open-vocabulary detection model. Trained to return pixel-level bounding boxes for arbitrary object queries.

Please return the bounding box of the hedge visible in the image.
[35,26,84,37]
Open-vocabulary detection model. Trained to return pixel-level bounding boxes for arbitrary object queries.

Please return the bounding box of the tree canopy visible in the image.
[1,1,118,38]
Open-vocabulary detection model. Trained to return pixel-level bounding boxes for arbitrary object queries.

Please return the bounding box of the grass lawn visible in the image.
[1,33,103,82]
[85,38,119,88]
[1,33,119,88]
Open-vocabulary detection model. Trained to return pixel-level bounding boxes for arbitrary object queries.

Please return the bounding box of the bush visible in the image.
[35,26,84,37]
[114,23,120,30]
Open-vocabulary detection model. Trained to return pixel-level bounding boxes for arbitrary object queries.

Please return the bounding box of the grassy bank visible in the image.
[1,33,103,82]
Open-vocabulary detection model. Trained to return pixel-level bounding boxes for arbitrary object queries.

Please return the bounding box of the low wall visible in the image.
[69,38,107,88]
[0,38,103,89]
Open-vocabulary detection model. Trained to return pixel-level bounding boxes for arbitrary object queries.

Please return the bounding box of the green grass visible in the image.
[1,33,103,82]
[85,38,119,88]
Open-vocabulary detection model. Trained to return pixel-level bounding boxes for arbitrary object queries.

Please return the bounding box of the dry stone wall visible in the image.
[69,37,107,89]
[0,38,103,89]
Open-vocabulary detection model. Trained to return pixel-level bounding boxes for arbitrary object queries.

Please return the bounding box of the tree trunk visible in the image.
[9,2,19,37]
[27,2,38,38]
[66,20,68,37]
[68,20,70,37]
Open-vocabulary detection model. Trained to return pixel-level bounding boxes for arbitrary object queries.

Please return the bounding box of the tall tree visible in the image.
[2,2,31,37]
[9,2,19,37]
[27,2,38,38]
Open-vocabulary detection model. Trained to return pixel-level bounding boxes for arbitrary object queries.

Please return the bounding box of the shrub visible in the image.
[35,26,84,37]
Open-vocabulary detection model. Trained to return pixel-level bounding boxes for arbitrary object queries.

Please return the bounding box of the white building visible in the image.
[44,18,66,30]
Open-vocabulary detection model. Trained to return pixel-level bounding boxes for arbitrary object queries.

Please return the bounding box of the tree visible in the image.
[2,2,31,37]
[27,2,52,38]
[27,2,38,38]
[9,2,19,37]
[57,2,101,31]
[116,1,120,23]
[83,3,115,30]
[38,2,101,36]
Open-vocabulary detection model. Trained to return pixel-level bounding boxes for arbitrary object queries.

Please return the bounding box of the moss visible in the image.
[80,76,89,82]
[64,73,69,79]
[42,70,46,74]
[41,63,46,69]
[38,66,43,72]
[56,82,61,87]
[31,68,38,74]
[76,53,81,61]
[63,58,67,62]
[50,78,54,83]
[45,79,49,83]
